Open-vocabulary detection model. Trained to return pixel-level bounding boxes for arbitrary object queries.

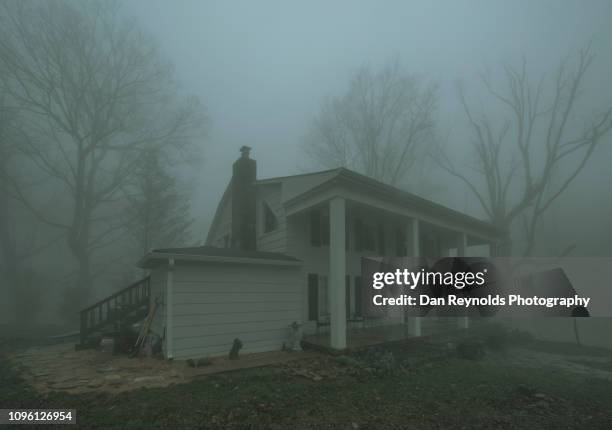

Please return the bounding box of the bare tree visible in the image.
[0,95,62,324]
[0,0,206,310]
[303,60,437,187]
[437,47,612,256]
[123,147,194,258]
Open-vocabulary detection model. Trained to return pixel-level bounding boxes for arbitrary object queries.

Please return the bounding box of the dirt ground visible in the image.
[7,337,612,397]
[488,347,612,381]
[3,338,611,429]
[8,343,318,394]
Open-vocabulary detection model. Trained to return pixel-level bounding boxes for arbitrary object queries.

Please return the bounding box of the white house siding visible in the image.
[170,261,302,359]
[148,267,167,347]
[256,183,287,253]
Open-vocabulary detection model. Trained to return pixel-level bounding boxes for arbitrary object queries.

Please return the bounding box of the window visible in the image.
[263,202,278,233]
[310,208,330,247]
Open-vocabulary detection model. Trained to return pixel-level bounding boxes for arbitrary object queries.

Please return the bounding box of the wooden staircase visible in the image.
[79,276,151,346]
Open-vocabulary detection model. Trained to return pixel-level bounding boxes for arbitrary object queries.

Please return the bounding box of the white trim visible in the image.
[138,252,302,268]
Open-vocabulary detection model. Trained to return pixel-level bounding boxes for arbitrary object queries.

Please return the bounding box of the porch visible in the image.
[285,179,501,350]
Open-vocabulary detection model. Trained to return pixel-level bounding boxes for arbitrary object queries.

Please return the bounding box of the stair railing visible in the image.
[79,276,151,345]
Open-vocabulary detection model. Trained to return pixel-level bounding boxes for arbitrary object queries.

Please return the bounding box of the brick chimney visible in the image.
[231,146,257,250]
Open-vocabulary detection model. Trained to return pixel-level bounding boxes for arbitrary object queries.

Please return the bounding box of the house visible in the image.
[137,147,503,359]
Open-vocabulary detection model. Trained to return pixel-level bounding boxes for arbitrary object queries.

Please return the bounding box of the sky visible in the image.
[123,0,612,241]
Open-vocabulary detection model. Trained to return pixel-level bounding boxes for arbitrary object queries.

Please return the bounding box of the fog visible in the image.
[1,0,611,329]
[124,0,612,236]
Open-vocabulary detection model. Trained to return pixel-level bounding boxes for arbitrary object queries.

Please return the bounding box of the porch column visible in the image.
[329,197,346,349]
[457,232,469,330]
[408,218,422,337]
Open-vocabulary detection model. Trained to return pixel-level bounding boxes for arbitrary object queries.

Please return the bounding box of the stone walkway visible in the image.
[9,343,316,394]
[10,342,611,395]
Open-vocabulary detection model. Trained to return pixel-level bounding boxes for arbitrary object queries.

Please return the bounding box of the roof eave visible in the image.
[137,252,302,269]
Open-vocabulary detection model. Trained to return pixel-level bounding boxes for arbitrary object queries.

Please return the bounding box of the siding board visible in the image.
[174,329,288,347]
[174,302,300,315]
[149,268,167,340]
[174,310,298,327]
[174,338,289,357]
[173,292,300,305]
[170,262,302,359]
[174,320,294,338]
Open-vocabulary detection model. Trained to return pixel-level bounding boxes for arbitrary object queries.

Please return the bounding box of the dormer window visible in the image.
[263,201,278,233]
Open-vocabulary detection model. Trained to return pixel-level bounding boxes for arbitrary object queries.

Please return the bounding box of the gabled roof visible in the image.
[206,165,504,245]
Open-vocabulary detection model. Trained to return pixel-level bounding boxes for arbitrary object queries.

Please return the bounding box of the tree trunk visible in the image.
[59,244,93,322]
[74,251,92,307]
